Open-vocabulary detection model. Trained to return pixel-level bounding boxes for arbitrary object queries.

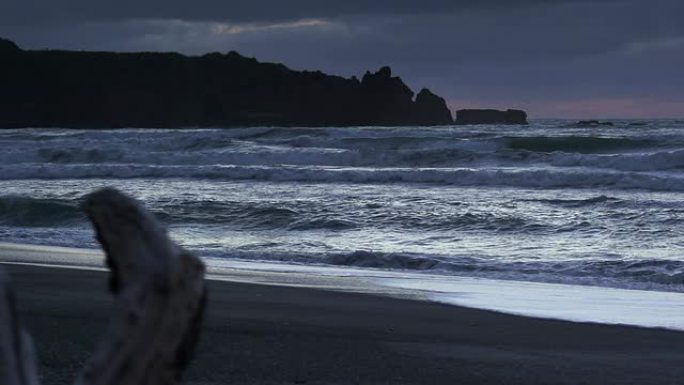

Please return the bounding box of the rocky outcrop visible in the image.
[0,38,453,128]
[455,109,528,125]
[357,66,416,125]
[413,88,453,125]
[0,37,19,53]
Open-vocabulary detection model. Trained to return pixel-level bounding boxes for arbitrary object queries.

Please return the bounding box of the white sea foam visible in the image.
[2,242,683,331]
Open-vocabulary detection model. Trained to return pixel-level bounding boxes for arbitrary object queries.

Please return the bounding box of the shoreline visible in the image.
[2,241,684,331]
[6,262,684,384]
[3,241,684,331]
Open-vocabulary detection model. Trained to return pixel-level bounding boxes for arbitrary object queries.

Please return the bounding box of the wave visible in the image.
[548,149,684,171]
[0,193,544,232]
[3,127,684,174]
[36,147,123,163]
[158,202,312,229]
[326,251,445,270]
[153,201,291,226]
[2,164,683,191]
[201,249,684,292]
[524,195,622,208]
[3,143,682,174]
[504,136,658,153]
[156,200,542,232]
[0,196,83,226]
[322,251,684,291]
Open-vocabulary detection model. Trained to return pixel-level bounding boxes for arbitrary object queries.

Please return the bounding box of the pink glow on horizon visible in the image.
[447,97,684,119]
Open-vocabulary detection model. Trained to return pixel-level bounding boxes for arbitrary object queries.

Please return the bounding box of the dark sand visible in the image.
[6,263,684,385]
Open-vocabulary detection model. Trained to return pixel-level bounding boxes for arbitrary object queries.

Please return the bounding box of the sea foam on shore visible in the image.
[3,241,684,331]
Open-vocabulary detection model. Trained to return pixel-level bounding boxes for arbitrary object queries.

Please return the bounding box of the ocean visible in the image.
[1,120,684,294]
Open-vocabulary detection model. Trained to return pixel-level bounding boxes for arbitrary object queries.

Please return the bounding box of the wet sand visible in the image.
[6,263,684,385]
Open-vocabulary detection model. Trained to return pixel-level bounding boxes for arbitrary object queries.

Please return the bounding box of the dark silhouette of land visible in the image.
[0,37,529,128]
[0,37,459,128]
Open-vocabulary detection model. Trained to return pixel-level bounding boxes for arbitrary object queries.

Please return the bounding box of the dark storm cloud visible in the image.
[0,0,621,25]
[0,0,682,117]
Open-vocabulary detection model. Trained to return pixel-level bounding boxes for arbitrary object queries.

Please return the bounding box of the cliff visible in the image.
[0,37,20,53]
[455,109,528,125]
[0,38,452,128]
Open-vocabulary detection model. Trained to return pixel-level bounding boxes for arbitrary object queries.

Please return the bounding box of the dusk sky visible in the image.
[1,0,682,118]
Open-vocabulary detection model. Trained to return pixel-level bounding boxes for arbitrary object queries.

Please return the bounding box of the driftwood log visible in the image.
[0,271,40,385]
[0,188,207,385]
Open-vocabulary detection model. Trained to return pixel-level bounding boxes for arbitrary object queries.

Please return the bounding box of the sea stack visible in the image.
[455,109,528,125]
[413,88,454,125]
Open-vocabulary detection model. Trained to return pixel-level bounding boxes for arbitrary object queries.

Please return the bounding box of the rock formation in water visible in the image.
[455,109,528,125]
[414,88,454,125]
[0,38,453,128]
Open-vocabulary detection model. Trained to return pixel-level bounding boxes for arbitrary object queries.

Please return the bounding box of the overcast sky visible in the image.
[1,0,682,118]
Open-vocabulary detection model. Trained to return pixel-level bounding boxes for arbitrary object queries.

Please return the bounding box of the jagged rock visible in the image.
[0,37,20,52]
[455,109,528,125]
[358,66,416,125]
[0,38,453,128]
[414,88,453,125]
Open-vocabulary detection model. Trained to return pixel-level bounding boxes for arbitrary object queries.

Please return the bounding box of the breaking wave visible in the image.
[2,125,684,174]
[3,122,684,294]
[504,136,658,153]
[0,196,83,226]
[1,164,683,191]
[205,249,684,292]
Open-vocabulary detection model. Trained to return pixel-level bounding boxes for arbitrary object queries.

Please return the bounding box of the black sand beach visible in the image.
[6,263,684,385]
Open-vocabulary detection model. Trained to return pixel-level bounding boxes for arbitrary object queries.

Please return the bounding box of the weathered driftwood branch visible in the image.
[0,270,40,385]
[1,188,206,385]
[76,188,207,385]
